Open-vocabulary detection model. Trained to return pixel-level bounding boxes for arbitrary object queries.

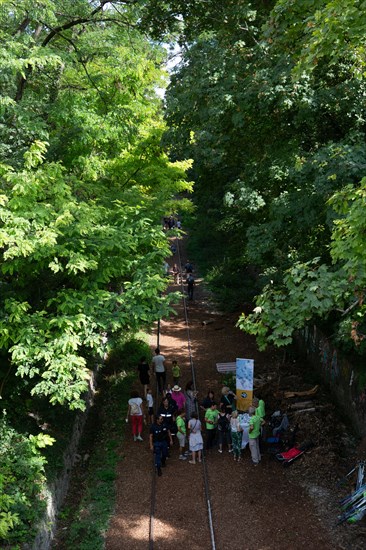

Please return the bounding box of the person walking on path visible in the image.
[176,409,188,460]
[205,402,219,451]
[230,410,243,462]
[186,273,195,300]
[184,260,193,274]
[152,347,166,394]
[149,414,173,476]
[188,411,203,464]
[137,356,150,397]
[126,390,145,442]
[172,263,180,284]
[248,406,262,465]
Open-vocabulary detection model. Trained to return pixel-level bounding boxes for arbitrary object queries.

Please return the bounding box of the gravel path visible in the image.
[105,241,350,550]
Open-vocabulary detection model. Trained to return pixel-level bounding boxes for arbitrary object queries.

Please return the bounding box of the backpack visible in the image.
[130,401,140,415]
[218,414,229,432]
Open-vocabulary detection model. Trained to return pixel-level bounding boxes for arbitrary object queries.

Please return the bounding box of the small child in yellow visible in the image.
[172,360,181,385]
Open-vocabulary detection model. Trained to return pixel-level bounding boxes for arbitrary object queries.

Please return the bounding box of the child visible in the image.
[230,410,243,462]
[164,383,172,397]
[172,360,181,385]
[146,388,154,424]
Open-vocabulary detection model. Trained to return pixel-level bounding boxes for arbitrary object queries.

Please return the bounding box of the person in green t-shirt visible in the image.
[172,360,181,385]
[248,406,263,465]
[176,409,188,460]
[205,403,219,450]
[253,396,265,420]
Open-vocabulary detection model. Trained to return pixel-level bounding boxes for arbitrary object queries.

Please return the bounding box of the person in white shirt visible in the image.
[152,347,166,394]
[126,390,145,441]
[146,388,154,423]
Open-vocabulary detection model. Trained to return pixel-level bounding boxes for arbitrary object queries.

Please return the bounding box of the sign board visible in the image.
[236,358,254,412]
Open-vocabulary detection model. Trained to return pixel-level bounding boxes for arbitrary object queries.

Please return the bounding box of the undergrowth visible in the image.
[58,338,150,550]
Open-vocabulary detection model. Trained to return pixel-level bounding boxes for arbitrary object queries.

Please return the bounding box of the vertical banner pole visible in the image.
[236,358,254,411]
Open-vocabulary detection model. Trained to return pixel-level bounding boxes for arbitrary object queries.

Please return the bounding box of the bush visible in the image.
[0,413,54,545]
[105,338,152,373]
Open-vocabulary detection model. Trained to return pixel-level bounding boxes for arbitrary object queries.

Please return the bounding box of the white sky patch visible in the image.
[156,43,182,99]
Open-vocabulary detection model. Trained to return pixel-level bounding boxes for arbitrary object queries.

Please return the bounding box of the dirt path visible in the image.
[105,241,353,550]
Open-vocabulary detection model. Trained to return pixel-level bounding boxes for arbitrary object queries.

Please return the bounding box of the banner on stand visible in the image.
[236,358,254,412]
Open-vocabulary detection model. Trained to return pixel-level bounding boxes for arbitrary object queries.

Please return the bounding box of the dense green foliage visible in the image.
[162,0,366,354]
[0,414,54,543]
[0,1,191,544]
[0,0,192,412]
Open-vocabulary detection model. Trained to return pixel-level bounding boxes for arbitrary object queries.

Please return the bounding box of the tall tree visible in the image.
[0,1,192,409]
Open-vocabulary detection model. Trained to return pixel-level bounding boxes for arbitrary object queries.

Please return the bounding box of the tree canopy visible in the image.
[0,0,192,410]
[162,0,366,354]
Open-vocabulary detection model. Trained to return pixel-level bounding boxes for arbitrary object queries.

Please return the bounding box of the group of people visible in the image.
[163,215,182,231]
[128,351,266,475]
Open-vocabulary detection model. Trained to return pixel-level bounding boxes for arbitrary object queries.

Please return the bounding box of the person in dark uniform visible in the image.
[186,273,195,300]
[149,414,173,476]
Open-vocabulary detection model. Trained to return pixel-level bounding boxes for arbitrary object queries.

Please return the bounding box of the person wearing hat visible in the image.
[171,384,186,411]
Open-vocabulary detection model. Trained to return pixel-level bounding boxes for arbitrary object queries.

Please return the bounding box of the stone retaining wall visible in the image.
[296,325,366,437]
[28,368,99,550]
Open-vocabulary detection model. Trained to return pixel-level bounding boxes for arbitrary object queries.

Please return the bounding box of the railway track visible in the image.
[148,236,216,550]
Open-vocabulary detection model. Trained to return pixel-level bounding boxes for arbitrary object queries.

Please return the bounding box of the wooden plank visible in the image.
[216,362,236,373]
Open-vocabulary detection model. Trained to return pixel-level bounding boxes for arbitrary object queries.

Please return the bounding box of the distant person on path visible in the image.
[152,348,166,394]
[172,263,180,284]
[205,402,219,450]
[137,356,150,397]
[150,414,173,476]
[184,260,193,274]
[217,405,232,454]
[188,411,203,464]
[176,409,188,460]
[186,273,195,300]
[126,390,145,442]
[171,360,181,385]
[220,386,237,414]
[230,410,243,462]
[248,406,262,465]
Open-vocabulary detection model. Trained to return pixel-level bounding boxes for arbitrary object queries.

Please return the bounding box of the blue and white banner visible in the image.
[236,358,254,412]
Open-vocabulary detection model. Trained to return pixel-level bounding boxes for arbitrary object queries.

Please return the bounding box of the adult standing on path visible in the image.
[220,386,237,414]
[149,414,173,477]
[137,356,150,397]
[186,273,195,300]
[126,390,145,442]
[248,405,262,465]
[185,380,198,421]
[188,411,203,464]
[230,410,243,462]
[205,402,219,451]
[152,347,166,394]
